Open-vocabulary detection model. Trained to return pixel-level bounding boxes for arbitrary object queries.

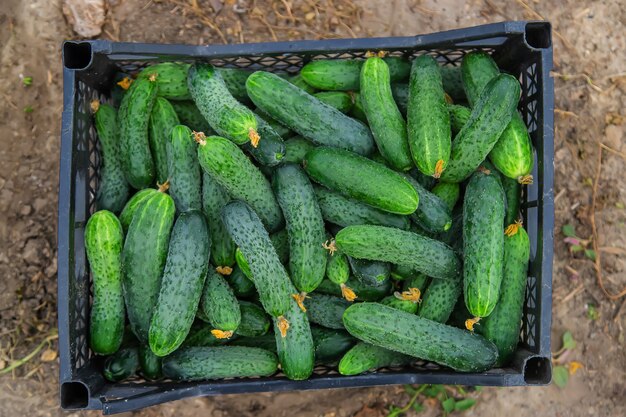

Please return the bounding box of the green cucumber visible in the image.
[103,347,139,382]
[314,91,353,113]
[304,294,350,330]
[401,272,430,293]
[237,301,270,337]
[244,115,285,167]
[235,229,289,280]
[411,168,437,190]
[326,250,350,285]
[162,346,278,380]
[311,326,355,363]
[360,57,413,171]
[478,224,529,366]
[440,66,465,102]
[226,266,255,298]
[440,74,521,182]
[348,257,391,286]
[338,342,412,376]
[255,108,293,138]
[230,333,278,353]
[118,76,158,189]
[93,103,129,213]
[235,248,253,280]
[288,73,317,94]
[407,55,451,178]
[219,68,253,105]
[122,191,175,343]
[222,201,292,318]
[85,210,125,355]
[315,276,391,302]
[402,174,452,233]
[447,104,471,134]
[139,344,162,380]
[149,210,209,356]
[246,71,375,155]
[418,278,462,324]
[169,100,213,134]
[463,169,505,320]
[167,125,202,212]
[305,147,418,215]
[149,98,180,184]
[284,136,315,164]
[119,188,158,233]
[431,182,460,211]
[503,176,521,226]
[437,206,464,254]
[461,52,500,106]
[197,135,283,232]
[391,83,408,115]
[182,322,229,347]
[201,172,236,269]
[314,185,410,230]
[274,164,327,293]
[334,225,461,280]
[188,63,259,145]
[201,269,241,336]
[350,92,368,124]
[343,303,498,372]
[138,62,191,101]
[380,295,418,314]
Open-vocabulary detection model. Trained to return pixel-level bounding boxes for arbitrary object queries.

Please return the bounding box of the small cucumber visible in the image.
[315,276,392,302]
[119,188,158,233]
[348,257,391,286]
[201,269,241,337]
[418,278,462,324]
[169,100,213,134]
[284,136,315,164]
[93,102,129,213]
[219,68,253,105]
[149,210,209,356]
[305,147,419,215]
[311,326,355,364]
[447,104,471,134]
[503,176,521,226]
[138,62,191,101]
[326,250,350,285]
[149,97,180,184]
[182,322,229,347]
[139,344,162,380]
[360,57,412,171]
[85,210,125,355]
[103,347,139,382]
[440,66,465,102]
[314,91,353,113]
[338,342,412,376]
[237,301,271,337]
[304,294,350,330]
[402,174,452,233]
[162,346,278,380]
[202,172,236,269]
[167,125,202,212]
[380,295,418,314]
[431,182,460,211]
[244,115,285,167]
[225,266,255,298]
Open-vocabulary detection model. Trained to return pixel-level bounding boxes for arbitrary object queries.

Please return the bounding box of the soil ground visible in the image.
[0,1,624,416]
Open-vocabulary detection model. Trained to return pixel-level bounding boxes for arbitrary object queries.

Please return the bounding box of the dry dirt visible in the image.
[0,1,624,416]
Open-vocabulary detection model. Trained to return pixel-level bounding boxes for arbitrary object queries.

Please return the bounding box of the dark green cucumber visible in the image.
[138,62,191,101]
[167,125,202,212]
[305,147,418,215]
[380,295,418,314]
[274,164,327,293]
[440,74,521,183]
[255,108,294,138]
[93,103,129,213]
[348,257,391,286]
[235,228,289,280]
[197,135,283,232]
[149,210,209,356]
[447,104,471,134]
[463,169,505,319]
[314,185,410,230]
[283,136,315,164]
[440,66,465,102]
[338,342,412,376]
[503,176,521,226]
[314,91,353,113]
[119,188,158,233]
[315,276,392,302]
[461,52,500,106]
[407,55,451,178]
[201,172,236,269]
[391,83,409,115]
[478,224,529,366]
[104,347,139,382]
[431,182,460,212]
[437,206,464,254]
[201,269,241,335]
[85,210,125,355]
[418,278,462,324]
[188,63,259,145]
[244,115,285,167]
[304,294,350,330]
[401,272,430,293]
[402,174,452,233]
[163,346,278,380]
[169,100,213,134]
[139,344,162,380]
[235,247,253,280]
[219,68,253,105]
[237,301,270,337]
[246,71,375,155]
[335,225,461,280]
[182,322,229,347]
[226,266,255,298]
[411,168,437,190]
[343,303,498,372]
[118,76,158,189]
[350,92,369,124]
[230,333,278,353]
[222,201,292,318]
[288,73,317,94]
[149,98,180,184]
[311,326,355,364]
[122,191,175,343]
[360,57,412,171]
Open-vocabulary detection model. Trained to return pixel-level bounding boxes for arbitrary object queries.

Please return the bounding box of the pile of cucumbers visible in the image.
[87,50,533,383]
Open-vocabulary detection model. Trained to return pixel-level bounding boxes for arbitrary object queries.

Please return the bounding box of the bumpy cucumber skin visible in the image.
[198,135,283,232]
[441,65,466,102]
[380,295,418,314]
[182,322,229,347]
[162,346,278,380]
[288,73,317,94]
[418,278,462,323]
[119,189,158,233]
[440,74,521,183]
[479,226,529,366]
[463,170,505,318]
[202,269,241,333]
[343,303,498,372]
[348,257,391,286]
[431,182,460,212]
[326,250,350,285]
[85,210,125,355]
[447,104,471,134]
[244,115,285,167]
[273,165,326,293]
[167,125,202,212]
[502,176,521,226]
[461,52,500,107]
[335,225,461,280]
[305,294,350,330]
[237,301,270,337]
[122,192,175,343]
[246,71,375,156]
[188,63,258,145]
[402,174,452,233]
[360,57,413,171]
[407,55,451,177]
[235,248,253,280]
[118,77,158,189]
[138,62,191,101]
[391,83,408,115]
[149,210,209,356]
[314,185,410,230]
[350,92,369,124]
[284,136,315,164]
[411,168,437,190]
[305,147,418,215]
[255,107,293,138]
[315,277,392,301]
[270,229,290,265]
[169,100,213,134]
[219,68,253,105]
[94,104,129,214]
[104,347,140,382]
[222,201,292,317]
[338,342,412,376]
[148,98,180,184]
[230,333,278,352]
[314,91,353,113]
[139,344,162,380]
[201,172,236,268]
[311,326,355,363]
[225,266,255,298]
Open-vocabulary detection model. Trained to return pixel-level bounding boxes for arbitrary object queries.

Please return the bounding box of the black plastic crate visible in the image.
[58,21,555,414]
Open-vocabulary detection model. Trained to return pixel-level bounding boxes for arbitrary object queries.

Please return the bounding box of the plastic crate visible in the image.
[58,21,554,414]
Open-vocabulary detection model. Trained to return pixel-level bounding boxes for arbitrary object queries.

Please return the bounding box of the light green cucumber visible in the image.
[202,172,236,269]
[167,125,201,212]
[148,97,180,184]
[201,269,241,336]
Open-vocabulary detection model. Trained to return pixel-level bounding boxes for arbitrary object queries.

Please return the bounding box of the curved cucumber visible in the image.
[237,301,271,337]
[244,115,285,167]
[188,63,258,145]
[314,91,353,113]
[348,257,391,286]
[197,135,283,232]
[380,295,418,314]
[201,269,241,335]
[85,210,125,355]
[418,278,462,323]
[315,276,392,302]
[167,125,202,212]
[169,100,213,134]
[104,347,139,382]
[138,62,191,101]
[235,229,290,280]
[431,182,460,212]
[342,303,498,372]
[338,342,412,376]
[149,97,180,184]
[304,147,418,215]
[246,71,375,155]
[139,344,162,380]
[225,266,255,298]
[448,104,471,134]
[93,103,129,213]
[407,55,451,178]
[202,172,236,269]
[360,57,412,171]
[402,174,452,233]
[304,294,350,330]
[311,326,355,364]
[284,136,315,164]
[119,188,158,233]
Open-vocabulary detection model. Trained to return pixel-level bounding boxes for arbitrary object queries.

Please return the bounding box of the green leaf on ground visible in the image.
[455,398,476,411]
[584,249,596,261]
[562,331,577,350]
[587,304,599,320]
[442,397,456,413]
[553,365,569,388]
[562,224,576,237]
